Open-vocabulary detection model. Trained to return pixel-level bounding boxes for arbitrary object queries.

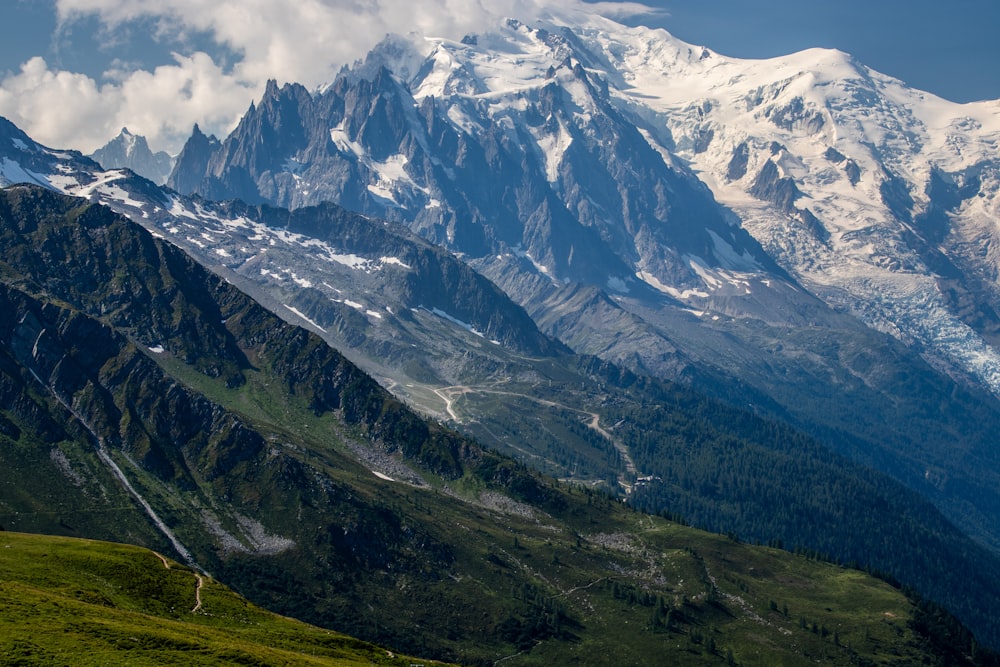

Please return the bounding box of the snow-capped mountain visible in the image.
[89,127,174,185]
[160,15,1000,552]
[7,16,1000,648]
[0,117,98,188]
[167,21,812,380]
[167,15,1000,403]
[589,23,1000,395]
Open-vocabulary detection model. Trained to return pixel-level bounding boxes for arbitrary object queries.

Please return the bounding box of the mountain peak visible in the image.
[88,127,173,185]
[341,33,426,88]
[165,122,221,195]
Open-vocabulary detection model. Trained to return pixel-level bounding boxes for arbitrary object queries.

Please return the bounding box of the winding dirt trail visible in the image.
[432,384,639,480]
[153,551,205,613]
[191,573,205,613]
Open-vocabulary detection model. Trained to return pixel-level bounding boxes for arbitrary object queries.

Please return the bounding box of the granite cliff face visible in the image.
[164,123,219,195]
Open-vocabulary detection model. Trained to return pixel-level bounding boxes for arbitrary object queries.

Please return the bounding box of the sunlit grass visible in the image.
[0,532,452,666]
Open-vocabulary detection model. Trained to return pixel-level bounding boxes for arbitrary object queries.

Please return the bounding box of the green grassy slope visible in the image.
[0,515,974,667]
[0,531,451,666]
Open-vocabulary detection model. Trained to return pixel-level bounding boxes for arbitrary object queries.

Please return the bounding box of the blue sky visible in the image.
[0,0,996,154]
[632,0,1000,103]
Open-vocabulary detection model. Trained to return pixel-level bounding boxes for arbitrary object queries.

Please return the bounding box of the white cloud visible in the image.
[1,0,660,153]
[0,58,113,150]
[0,52,258,153]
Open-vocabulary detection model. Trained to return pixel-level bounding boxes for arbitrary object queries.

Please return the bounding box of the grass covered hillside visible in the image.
[0,531,451,666]
[0,524,984,666]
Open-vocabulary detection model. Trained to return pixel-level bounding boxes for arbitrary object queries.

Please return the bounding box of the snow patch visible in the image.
[327,252,368,269]
[380,256,412,269]
[533,117,573,183]
[513,245,552,277]
[606,276,630,293]
[330,123,365,157]
[636,270,709,299]
[283,305,327,333]
[0,157,50,187]
[424,307,485,338]
[707,230,760,270]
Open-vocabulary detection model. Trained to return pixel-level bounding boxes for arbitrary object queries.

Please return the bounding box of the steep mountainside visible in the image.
[157,17,1000,557]
[7,111,1000,648]
[1,184,998,662]
[166,124,220,195]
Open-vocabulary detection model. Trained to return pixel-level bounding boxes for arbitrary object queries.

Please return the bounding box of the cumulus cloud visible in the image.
[0,51,258,153]
[0,0,659,153]
[56,0,660,86]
